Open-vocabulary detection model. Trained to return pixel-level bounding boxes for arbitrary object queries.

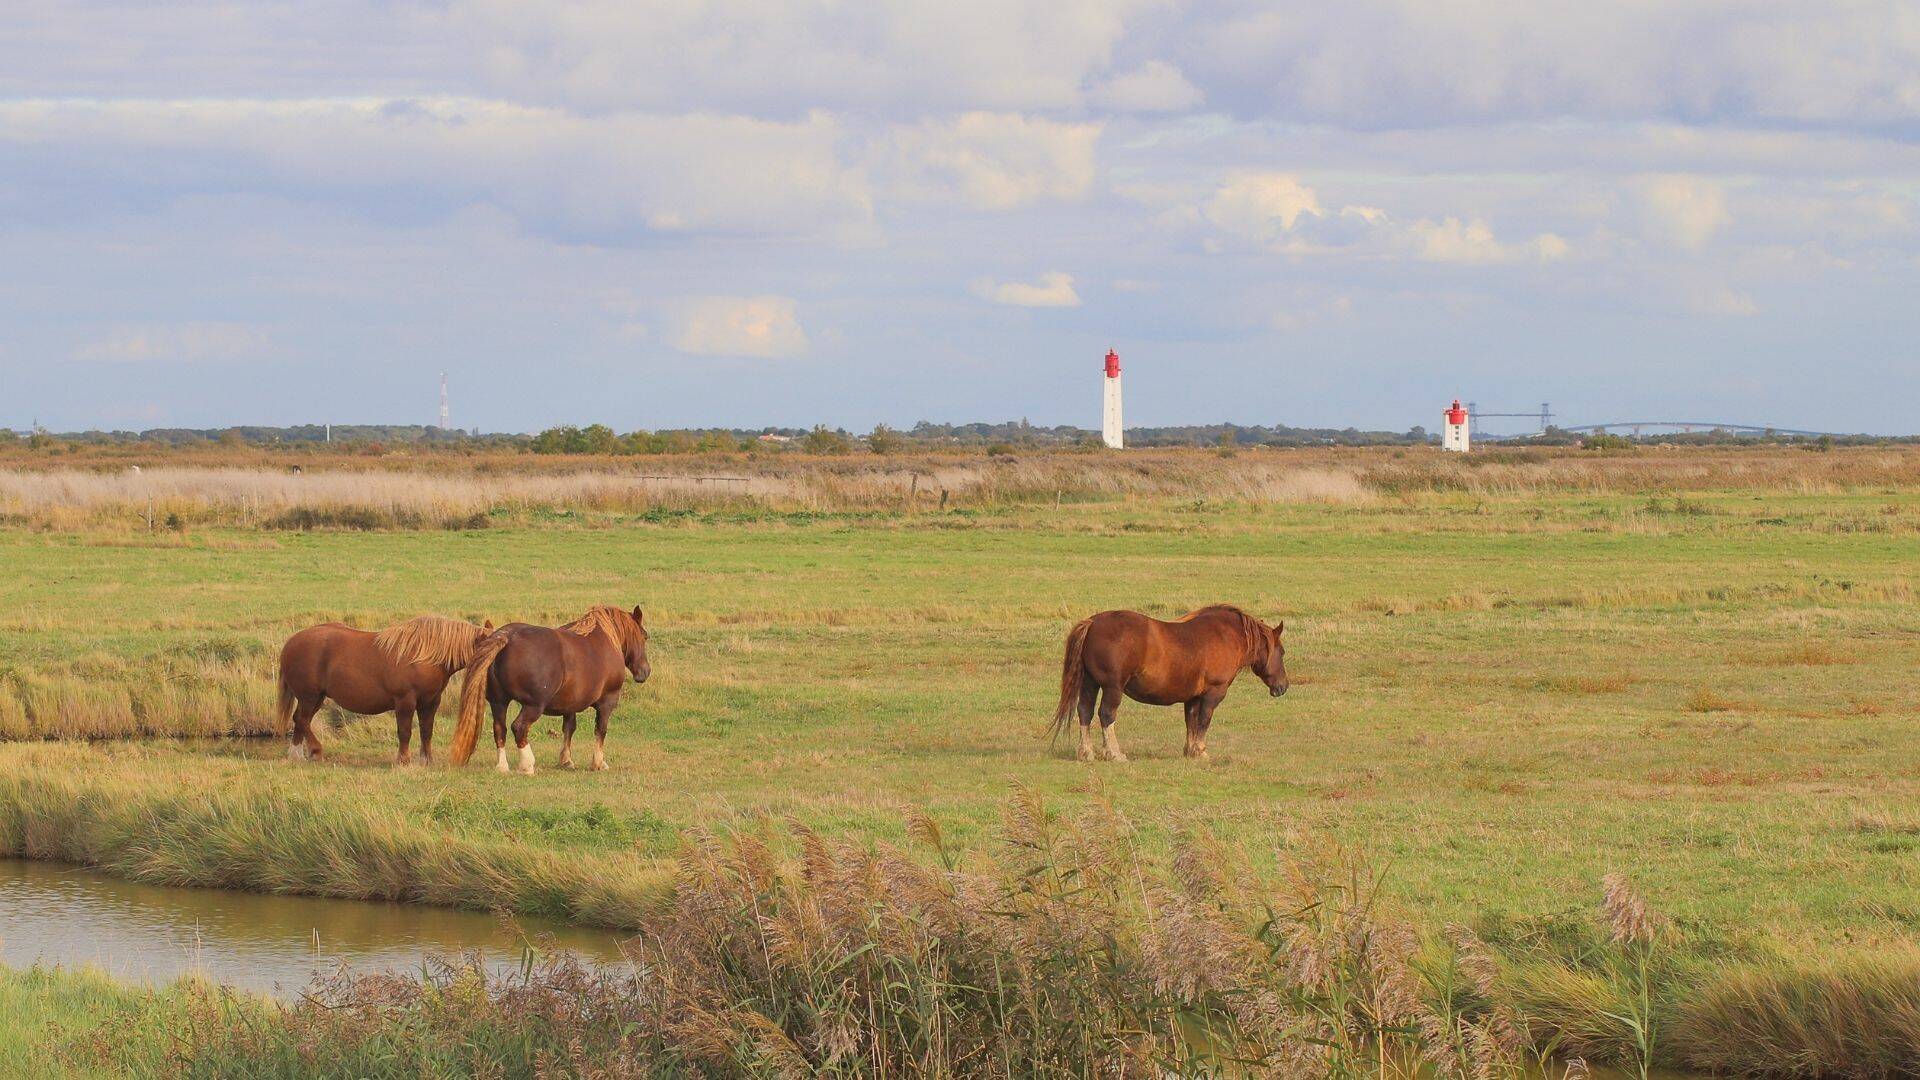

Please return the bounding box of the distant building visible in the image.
[757,433,792,443]
[1443,400,1470,453]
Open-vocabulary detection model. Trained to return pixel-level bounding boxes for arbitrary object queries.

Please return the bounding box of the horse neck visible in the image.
[1232,613,1265,668]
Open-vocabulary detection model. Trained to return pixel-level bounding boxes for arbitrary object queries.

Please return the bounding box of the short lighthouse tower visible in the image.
[1101,349,1123,449]
[1442,399,1470,453]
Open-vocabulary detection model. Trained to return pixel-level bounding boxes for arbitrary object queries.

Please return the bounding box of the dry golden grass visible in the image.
[1684,687,1757,713]
[4,445,1919,531]
[0,455,1376,530]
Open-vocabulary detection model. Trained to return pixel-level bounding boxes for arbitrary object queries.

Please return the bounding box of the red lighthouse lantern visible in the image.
[1104,349,1120,378]
[1446,399,1466,425]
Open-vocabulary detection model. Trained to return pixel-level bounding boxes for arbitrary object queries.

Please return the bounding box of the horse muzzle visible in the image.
[1270,684,1288,697]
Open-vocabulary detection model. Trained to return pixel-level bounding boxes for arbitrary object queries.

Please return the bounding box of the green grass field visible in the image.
[4,468,1920,1073]
[5,489,1917,941]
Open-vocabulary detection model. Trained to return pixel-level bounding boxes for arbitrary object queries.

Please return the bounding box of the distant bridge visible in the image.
[1551,422,1850,438]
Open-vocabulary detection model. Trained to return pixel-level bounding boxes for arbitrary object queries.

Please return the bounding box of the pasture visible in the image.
[2,447,1918,1073]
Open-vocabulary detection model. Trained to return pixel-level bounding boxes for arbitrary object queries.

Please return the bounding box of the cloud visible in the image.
[1192,171,1568,263]
[1090,60,1203,113]
[1636,174,1731,251]
[885,112,1102,210]
[73,322,271,364]
[460,0,1158,115]
[970,271,1081,307]
[1186,2,1920,129]
[1409,217,1571,265]
[1201,172,1324,244]
[671,296,808,358]
[0,98,875,241]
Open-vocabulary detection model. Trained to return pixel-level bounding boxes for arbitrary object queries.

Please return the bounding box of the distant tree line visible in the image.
[4,420,1914,455]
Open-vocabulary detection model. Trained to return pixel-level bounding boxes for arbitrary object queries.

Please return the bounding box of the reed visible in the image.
[1671,948,1920,1076]
[58,791,1533,1078]
[30,792,1918,1077]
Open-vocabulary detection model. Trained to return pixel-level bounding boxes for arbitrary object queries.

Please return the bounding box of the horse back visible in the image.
[491,623,624,709]
[1083,609,1247,698]
[279,622,429,707]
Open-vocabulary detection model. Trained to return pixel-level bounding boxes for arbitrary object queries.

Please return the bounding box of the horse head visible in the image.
[623,605,652,684]
[1254,620,1288,696]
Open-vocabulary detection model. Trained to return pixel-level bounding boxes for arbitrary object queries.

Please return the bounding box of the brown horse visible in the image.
[1050,605,1287,762]
[447,605,651,774]
[276,615,493,764]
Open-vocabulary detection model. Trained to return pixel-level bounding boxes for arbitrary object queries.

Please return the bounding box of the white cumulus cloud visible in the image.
[885,113,1101,210]
[970,271,1081,307]
[671,296,808,359]
[1636,174,1732,251]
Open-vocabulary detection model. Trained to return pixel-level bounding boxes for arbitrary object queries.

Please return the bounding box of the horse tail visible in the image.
[449,631,509,766]
[274,669,297,738]
[1049,618,1093,746]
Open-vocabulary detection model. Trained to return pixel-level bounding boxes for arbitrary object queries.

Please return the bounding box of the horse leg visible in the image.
[393,694,417,766]
[510,701,543,775]
[1097,684,1127,762]
[491,698,512,773]
[1183,700,1203,758]
[1191,695,1221,760]
[590,702,611,771]
[289,695,324,761]
[417,692,440,766]
[1076,680,1099,762]
[558,713,578,769]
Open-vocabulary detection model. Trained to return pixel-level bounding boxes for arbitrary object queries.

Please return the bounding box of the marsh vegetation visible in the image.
[2,446,1917,1075]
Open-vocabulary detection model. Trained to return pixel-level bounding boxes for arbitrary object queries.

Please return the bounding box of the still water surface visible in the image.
[0,858,629,997]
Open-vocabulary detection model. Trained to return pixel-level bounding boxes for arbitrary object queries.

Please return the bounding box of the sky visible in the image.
[4,2,1920,435]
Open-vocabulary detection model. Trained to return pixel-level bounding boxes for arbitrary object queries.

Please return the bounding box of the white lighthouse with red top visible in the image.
[1101,348,1123,449]
[1443,399,1470,453]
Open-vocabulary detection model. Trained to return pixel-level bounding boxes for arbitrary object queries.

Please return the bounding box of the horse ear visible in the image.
[482,619,494,631]
[1274,620,1285,635]
[631,605,644,623]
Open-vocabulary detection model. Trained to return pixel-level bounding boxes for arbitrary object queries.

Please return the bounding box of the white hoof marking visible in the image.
[495,747,511,773]
[518,745,536,775]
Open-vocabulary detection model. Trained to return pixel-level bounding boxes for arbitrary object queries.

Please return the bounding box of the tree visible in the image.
[580,424,617,454]
[867,423,903,455]
[530,425,583,454]
[804,425,853,455]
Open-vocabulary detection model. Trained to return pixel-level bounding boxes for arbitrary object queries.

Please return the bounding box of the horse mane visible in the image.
[1181,604,1266,661]
[562,605,641,648]
[374,615,486,669]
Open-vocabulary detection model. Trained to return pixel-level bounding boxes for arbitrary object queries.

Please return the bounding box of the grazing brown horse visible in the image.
[1050,605,1287,762]
[276,616,493,764]
[447,605,651,774]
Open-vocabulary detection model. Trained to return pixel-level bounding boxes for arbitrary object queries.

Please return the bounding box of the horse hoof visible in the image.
[590,759,609,772]
[286,744,308,762]
[1108,753,1129,763]
[517,746,537,775]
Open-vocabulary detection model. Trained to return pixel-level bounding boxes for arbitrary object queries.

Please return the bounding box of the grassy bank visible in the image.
[10,792,1920,1076]
[0,750,670,926]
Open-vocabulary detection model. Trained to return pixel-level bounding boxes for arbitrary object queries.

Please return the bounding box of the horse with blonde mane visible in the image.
[447,605,651,774]
[1050,605,1288,762]
[276,615,493,764]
